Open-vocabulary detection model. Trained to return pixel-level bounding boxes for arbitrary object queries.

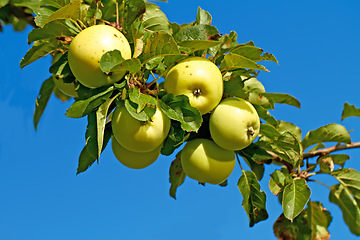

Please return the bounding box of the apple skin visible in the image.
[181,138,236,185]
[111,137,161,169]
[209,97,260,151]
[164,57,223,115]
[53,77,78,97]
[111,103,171,153]
[68,25,132,88]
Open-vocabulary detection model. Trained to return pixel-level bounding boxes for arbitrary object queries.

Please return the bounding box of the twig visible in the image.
[302,142,360,159]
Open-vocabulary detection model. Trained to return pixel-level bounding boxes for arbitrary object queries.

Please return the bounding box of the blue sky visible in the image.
[1,0,360,239]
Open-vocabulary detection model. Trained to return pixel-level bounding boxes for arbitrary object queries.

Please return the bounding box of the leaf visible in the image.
[329,184,360,236]
[331,168,360,207]
[174,24,219,42]
[169,152,186,199]
[273,213,311,240]
[159,93,202,132]
[161,123,188,156]
[84,112,98,159]
[238,143,274,164]
[282,178,311,221]
[99,50,125,74]
[44,0,81,25]
[231,45,278,64]
[331,154,351,167]
[33,76,56,130]
[306,201,332,240]
[238,170,268,227]
[112,58,142,73]
[77,122,112,174]
[260,123,282,139]
[177,40,221,53]
[65,87,113,118]
[143,2,172,34]
[140,32,180,64]
[262,93,301,109]
[27,19,78,44]
[20,39,60,69]
[277,121,302,142]
[301,123,351,150]
[341,102,360,120]
[253,105,277,127]
[220,52,269,72]
[223,74,247,98]
[196,6,212,25]
[124,0,146,27]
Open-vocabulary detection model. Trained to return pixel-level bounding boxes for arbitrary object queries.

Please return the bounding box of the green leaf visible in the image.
[174,24,219,42]
[33,76,56,130]
[159,93,202,132]
[161,123,188,156]
[231,45,278,64]
[124,0,146,27]
[262,93,300,109]
[169,152,186,199]
[260,123,282,139]
[143,2,172,34]
[220,52,269,72]
[177,40,221,53]
[20,39,60,69]
[269,170,287,196]
[317,155,335,173]
[65,87,113,118]
[273,213,311,240]
[329,183,360,236]
[238,170,268,227]
[301,123,351,150]
[253,105,277,127]
[84,112,98,159]
[331,154,351,167]
[49,51,71,76]
[27,19,78,44]
[124,99,156,122]
[112,58,142,73]
[44,0,81,25]
[99,50,125,74]
[140,32,180,64]
[77,122,112,174]
[0,0,9,8]
[282,178,311,221]
[331,168,360,207]
[196,6,212,25]
[223,74,246,98]
[341,102,360,120]
[306,201,332,240]
[277,121,302,142]
[238,143,274,164]
[258,132,302,166]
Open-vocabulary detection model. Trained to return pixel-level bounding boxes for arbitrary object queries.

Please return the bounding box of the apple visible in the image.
[164,57,223,115]
[111,103,171,153]
[181,138,236,185]
[53,77,78,97]
[68,25,132,88]
[111,137,161,169]
[209,97,260,151]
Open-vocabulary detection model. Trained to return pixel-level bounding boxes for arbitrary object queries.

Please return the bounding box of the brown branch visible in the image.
[303,141,360,159]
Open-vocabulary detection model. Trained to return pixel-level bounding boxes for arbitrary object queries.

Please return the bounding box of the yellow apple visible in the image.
[181,138,236,185]
[111,103,171,153]
[68,25,132,88]
[53,77,78,97]
[164,57,223,115]
[209,97,260,151]
[111,137,161,169]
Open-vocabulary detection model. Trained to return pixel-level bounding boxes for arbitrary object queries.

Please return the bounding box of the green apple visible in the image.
[209,97,260,151]
[181,138,236,185]
[68,25,132,88]
[111,137,161,169]
[164,57,223,115]
[53,77,78,97]
[111,103,171,153]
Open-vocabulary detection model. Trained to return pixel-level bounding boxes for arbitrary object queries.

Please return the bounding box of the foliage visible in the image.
[5,0,360,238]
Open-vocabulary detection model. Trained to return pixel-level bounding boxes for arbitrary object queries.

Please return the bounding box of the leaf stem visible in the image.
[307,179,331,190]
[236,154,244,171]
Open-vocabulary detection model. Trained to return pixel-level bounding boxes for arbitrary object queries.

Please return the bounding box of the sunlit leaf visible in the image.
[143,2,172,34]
[238,170,268,227]
[220,52,269,72]
[44,0,81,25]
[262,93,300,109]
[282,178,311,221]
[301,123,351,150]
[169,152,186,199]
[124,0,146,27]
[341,102,360,120]
[196,6,211,25]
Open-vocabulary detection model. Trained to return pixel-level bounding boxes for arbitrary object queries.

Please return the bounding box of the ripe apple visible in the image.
[53,77,78,97]
[111,137,161,169]
[68,25,132,88]
[111,103,171,153]
[209,97,260,151]
[181,138,236,185]
[164,57,223,115]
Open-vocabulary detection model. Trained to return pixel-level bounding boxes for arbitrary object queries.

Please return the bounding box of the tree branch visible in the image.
[303,141,360,159]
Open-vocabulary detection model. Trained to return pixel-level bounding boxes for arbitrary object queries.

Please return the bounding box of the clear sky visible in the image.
[1,0,360,239]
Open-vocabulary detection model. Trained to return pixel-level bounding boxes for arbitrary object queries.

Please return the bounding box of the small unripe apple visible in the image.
[181,138,236,185]
[68,25,132,88]
[209,97,260,151]
[111,138,161,169]
[111,103,171,153]
[164,57,223,115]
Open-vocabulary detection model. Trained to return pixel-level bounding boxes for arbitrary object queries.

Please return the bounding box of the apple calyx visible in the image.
[247,126,256,136]
[193,88,202,97]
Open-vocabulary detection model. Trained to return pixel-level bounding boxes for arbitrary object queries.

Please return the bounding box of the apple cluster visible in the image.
[66,25,261,184]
